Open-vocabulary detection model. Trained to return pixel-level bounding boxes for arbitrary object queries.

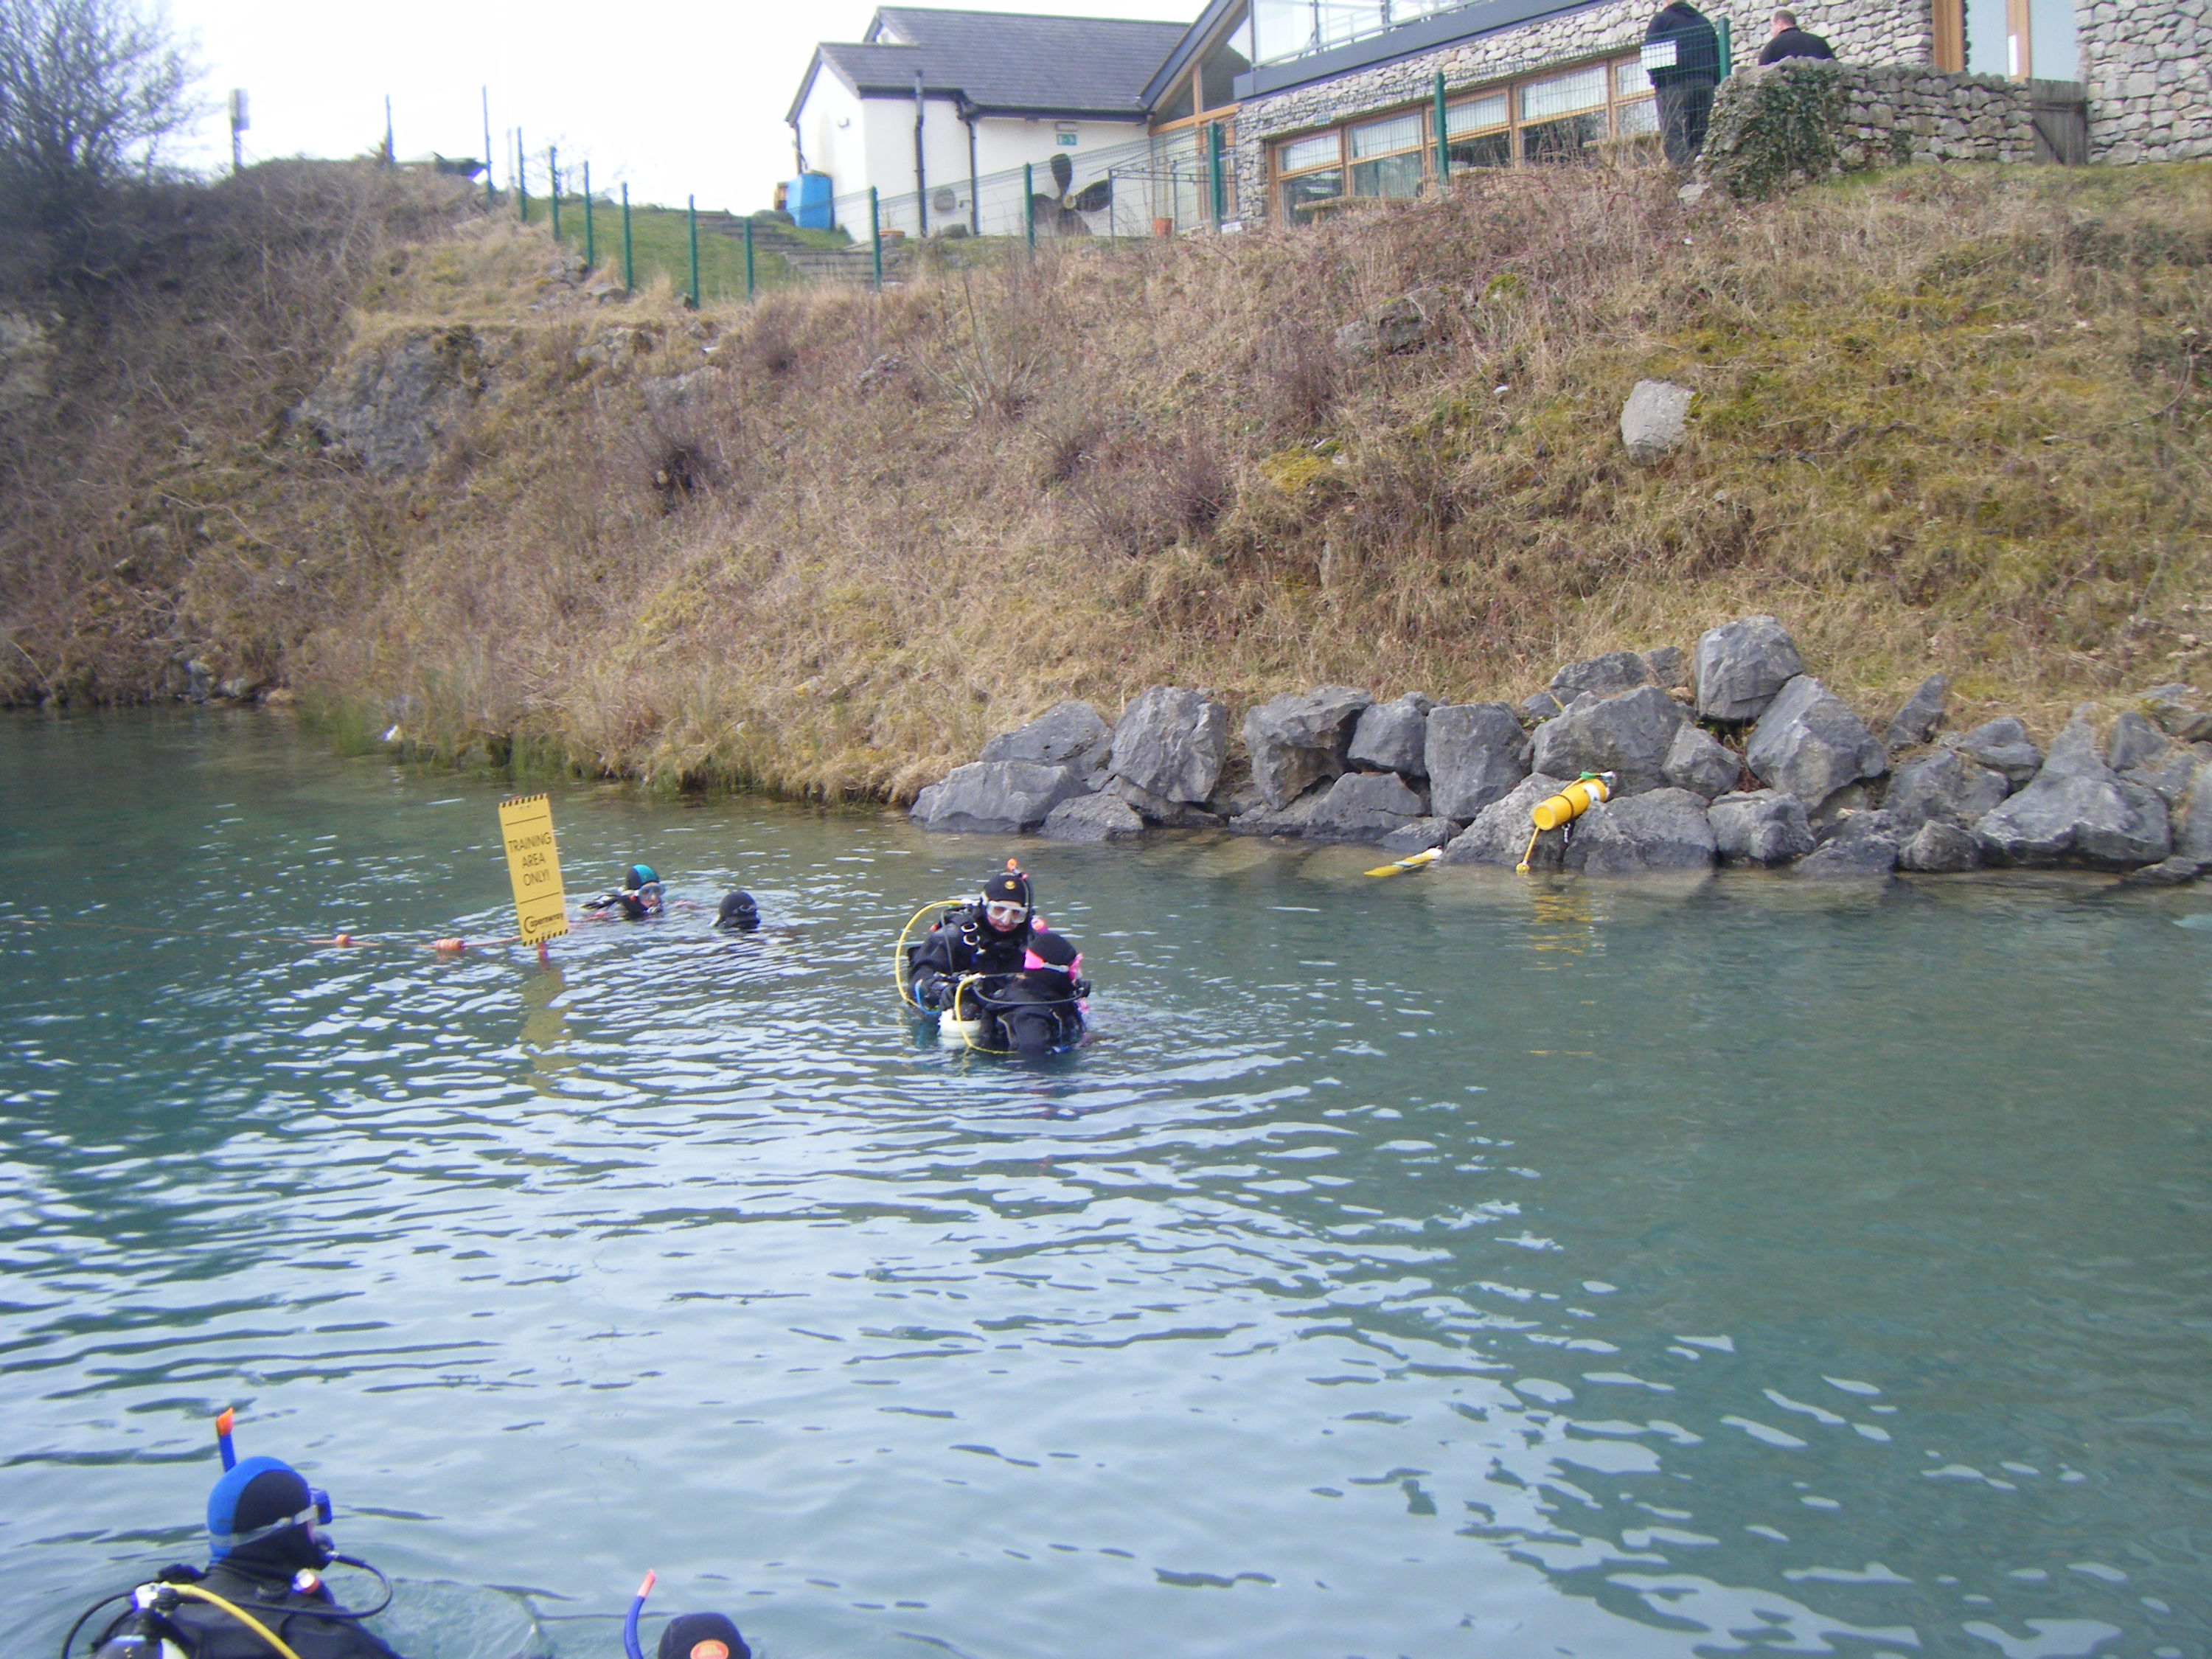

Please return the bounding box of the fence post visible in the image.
[549,145,560,243]
[1023,162,1034,255]
[1434,71,1450,192]
[869,188,883,289]
[743,215,755,301]
[1208,122,1225,226]
[1715,16,1733,77]
[517,128,528,222]
[582,161,594,271]
[622,183,633,293]
[687,195,700,308]
[481,87,494,208]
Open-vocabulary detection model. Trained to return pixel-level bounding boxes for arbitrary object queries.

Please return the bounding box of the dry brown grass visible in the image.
[8,161,2210,799]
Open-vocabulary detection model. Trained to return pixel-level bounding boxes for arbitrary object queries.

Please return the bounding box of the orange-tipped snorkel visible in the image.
[622,1569,657,1659]
[215,1407,237,1471]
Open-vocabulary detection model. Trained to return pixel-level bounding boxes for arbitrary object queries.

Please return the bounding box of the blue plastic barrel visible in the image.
[790,173,834,230]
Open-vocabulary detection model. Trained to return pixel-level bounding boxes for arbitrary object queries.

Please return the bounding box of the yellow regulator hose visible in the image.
[171,1584,305,1659]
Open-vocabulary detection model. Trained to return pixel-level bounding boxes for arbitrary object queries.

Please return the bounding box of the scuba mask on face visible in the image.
[206,1412,334,1563]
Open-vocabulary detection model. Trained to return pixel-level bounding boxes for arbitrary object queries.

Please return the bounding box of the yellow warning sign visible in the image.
[497,793,569,945]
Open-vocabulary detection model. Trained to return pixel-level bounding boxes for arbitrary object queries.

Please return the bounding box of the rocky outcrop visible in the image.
[1243,686,1371,808]
[1303,771,1429,843]
[1335,288,1447,358]
[911,761,1086,834]
[1377,816,1460,855]
[1884,673,1950,750]
[1644,646,1690,689]
[2177,759,2212,864]
[1530,685,1687,794]
[1108,687,1229,808]
[1975,707,2171,869]
[0,310,58,414]
[1744,675,1888,810]
[2140,684,2212,743]
[1562,788,1717,873]
[1664,724,1742,799]
[1621,380,1693,463]
[1947,717,2043,786]
[1040,792,1146,843]
[1425,703,1530,821]
[1346,694,1432,777]
[981,702,1113,776]
[1694,615,1806,723]
[1899,818,1983,873]
[1797,810,1899,877]
[1525,650,1651,719]
[295,327,487,476]
[1441,775,1574,869]
[1709,790,1816,865]
[1885,748,2011,833]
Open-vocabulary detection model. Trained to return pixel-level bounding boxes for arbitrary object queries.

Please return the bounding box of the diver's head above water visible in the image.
[207,1456,333,1574]
[659,1612,752,1659]
[980,862,1033,933]
[714,891,760,931]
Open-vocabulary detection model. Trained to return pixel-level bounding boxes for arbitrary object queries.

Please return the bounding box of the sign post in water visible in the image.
[498,793,569,958]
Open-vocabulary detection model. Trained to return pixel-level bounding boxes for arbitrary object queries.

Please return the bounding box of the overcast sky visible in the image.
[163,0,1203,211]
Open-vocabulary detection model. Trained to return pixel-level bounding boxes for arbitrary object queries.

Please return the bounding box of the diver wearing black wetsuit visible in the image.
[90,1458,406,1659]
[585,864,665,920]
[908,865,1086,1057]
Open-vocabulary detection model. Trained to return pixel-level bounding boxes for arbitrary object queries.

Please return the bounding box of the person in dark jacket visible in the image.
[1643,0,1723,164]
[1758,9,1835,62]
[584,864,666,920]
[906,863,1087,1057]
[91,1458,406,1659]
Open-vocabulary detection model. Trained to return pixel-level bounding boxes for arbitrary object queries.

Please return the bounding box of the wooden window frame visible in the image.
[1267,49,1660,213]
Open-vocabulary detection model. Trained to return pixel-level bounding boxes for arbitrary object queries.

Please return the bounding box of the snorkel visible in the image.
[623,1569,657,1659]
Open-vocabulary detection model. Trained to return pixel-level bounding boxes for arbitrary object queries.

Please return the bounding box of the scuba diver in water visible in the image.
[584,865,666,920]
[658,1611,751,1659]
[906,862,1088,1057]
[78,1427,406,1659]
[712,891,759,931]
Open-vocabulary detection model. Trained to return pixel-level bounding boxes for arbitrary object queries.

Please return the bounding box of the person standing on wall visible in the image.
[1643,1,1724,167]
[1759,9,1837,62]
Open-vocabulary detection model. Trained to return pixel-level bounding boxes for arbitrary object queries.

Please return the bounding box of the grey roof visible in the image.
[793,7,1192,121]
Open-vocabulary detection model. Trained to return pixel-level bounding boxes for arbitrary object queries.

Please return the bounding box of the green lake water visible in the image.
[3,710,2209,1659]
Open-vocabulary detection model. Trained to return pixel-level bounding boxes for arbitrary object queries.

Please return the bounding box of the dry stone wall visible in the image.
[2075,0,2212,161]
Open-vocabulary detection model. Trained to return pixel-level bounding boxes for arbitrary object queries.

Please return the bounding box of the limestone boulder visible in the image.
[1644,645,1690,689]
[981,701,1114,776]
[1795,810,1900,877]
[2140,683,2212,743]
[1441,774,1573,870]
[1377,816,1461,855]
[1694,615,1807,723]
[1109,776,1224,829]
[1947,717,2043,786]
[1899,818,1983,872]
[2105,710,2171,773]
[1040,792,1146,844]
[1561,788,1716,874]
[1883,673,1950,750]
[2177,759,2212,864]
[2121,856,2204,886]
[1526,650,1651,718]
[911,762,1086,834]
[1243,685,1372,809]
[1709,790,1816,865]
[1530,685,1686,795]
[1664,724,1742,799]
[1346,693,1433,778]
[1621,379,1694,463]
[1425,703,1531,821]
[1109,686,1230,805]
[1974,706,2172,869]
[1884,748,2011,833]
[1304,771,1430,844]
[1745,675,1888,810]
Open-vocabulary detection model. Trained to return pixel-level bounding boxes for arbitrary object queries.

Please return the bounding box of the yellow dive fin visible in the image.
[1365,846,1444,877]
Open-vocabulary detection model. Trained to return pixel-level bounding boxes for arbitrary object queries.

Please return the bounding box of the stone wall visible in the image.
[1228,0,1936,222]
[2075,0,2212,162]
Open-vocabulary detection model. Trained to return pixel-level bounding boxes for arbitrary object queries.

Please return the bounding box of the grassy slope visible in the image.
[8,163,2209,801]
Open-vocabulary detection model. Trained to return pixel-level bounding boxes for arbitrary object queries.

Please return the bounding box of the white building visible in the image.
[786,6,1193,233]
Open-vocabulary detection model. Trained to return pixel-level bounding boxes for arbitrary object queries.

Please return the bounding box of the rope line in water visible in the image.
[0,913,519,957]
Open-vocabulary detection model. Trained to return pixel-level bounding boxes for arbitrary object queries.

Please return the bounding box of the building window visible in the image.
[1518,63,1609,162]
[1446,92,1512,169]
[1200,3,1252,108]
[1276,129,1344,221]
[1349,111,1425,196]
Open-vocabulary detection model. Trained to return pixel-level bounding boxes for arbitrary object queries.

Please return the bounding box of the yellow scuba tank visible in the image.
[1532,773,1612,830]
[1517,772,1616,873]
